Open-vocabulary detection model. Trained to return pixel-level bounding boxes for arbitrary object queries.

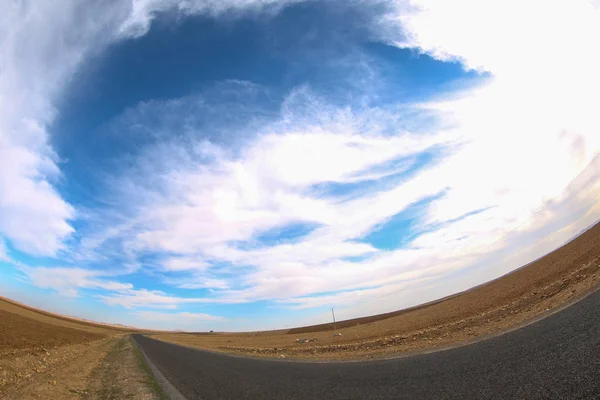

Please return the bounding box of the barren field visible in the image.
[0,298,162,399]
[151,222,600,361]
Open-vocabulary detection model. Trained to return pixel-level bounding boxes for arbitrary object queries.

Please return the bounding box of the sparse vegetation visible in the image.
[131,337,169,400]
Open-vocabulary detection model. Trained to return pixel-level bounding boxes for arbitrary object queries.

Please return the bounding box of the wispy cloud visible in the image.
[78,87,458,296]
[0,2,116,256]
[0,238,8,262]
[18,266,133,297]
[135,310,226,323]
[118,0,301,37]
[0,0,303,258]
[131,310,228,331]
[97,288,248,309]
[81,79,600,312]
[85,0,600,313]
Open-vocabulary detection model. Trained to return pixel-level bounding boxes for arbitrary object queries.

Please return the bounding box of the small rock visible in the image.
[296,338,318,343]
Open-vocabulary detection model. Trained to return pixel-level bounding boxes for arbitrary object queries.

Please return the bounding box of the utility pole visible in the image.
[332,307,337,332]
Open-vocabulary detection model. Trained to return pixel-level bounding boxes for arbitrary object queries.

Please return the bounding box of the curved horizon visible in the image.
[2,0,600,332]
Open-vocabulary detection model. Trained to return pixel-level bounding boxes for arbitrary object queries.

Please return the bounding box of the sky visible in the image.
[1,0,600,331]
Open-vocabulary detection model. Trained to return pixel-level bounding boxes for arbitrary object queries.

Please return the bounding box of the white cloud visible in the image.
[118,0,300,37]
[82,0,600,315]
[0,1,136,257]
[0,0,300,258]
[17,263,242,308]
[5,0,600,329]
[18,266,133,297]
[0,3,79,256]
[89,84,600,311]
[97,288,248,309]
[0,237,8,262]
[127,111,449,256]
[135,310,226,322]
[383,0,600,228]
[390,0,600,75]
[160,256,210,272]
[80,91,459,299]
[131,310,228,331]
[173,276,232,290]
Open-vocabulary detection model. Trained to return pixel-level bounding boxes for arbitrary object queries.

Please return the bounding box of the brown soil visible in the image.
[82,336,164,400]
[151,221,600,361]
[0,336,161,400]
[0,297,134,334]
[0,297,161,399]
[0,309,107,358]
[0,337,116,399]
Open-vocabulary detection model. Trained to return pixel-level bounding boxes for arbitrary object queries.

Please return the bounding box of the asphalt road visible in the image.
[134,288,600,400]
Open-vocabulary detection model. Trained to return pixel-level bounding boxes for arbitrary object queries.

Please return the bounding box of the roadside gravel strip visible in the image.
[134,287,600,400]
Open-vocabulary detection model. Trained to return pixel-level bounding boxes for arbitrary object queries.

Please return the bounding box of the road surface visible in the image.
[134,288,600,399]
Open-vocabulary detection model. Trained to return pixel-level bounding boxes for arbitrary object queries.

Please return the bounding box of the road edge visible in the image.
[143,282,600,364]
[132,335,188,400]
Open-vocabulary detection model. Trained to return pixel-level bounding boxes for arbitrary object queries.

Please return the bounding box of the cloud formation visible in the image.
[19,266,133,297]
[0,2,81,256]
[135,310,226,323]
[119,0,301,37]
[0,0,303,258]
[3,0,600,330]
[0,238,8,261]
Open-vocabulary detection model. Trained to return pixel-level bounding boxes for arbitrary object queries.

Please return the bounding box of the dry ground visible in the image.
[0,298,162,399]
[151,222,600,361]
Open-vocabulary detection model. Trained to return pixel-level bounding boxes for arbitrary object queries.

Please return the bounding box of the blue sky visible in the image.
[2,0,600,331]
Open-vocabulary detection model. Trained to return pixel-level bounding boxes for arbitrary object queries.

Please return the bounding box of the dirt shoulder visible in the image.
[1,336,113,399]
[150,222,600,361]
[0,296,162,399]
[82,336,165,400]
[0,336,163,400]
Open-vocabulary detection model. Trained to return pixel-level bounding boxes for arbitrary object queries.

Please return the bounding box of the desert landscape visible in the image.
[1,222,599,398]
